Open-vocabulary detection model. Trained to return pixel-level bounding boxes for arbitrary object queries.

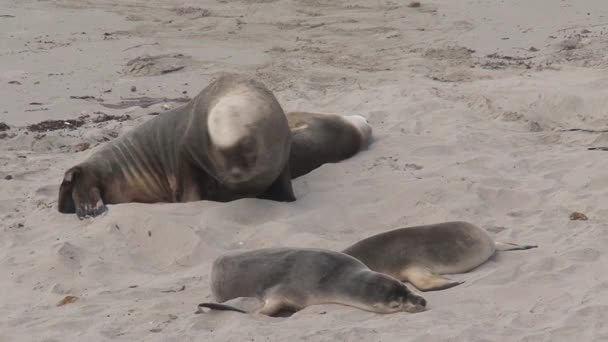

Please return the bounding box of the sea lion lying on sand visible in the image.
[287,111,372,178]
[58,74,295,218]
[198,247,426,316]
[343,221,537,291]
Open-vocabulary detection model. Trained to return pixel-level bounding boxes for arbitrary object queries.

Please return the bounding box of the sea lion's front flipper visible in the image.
[257,165,296,202]
[58,166,108,219]
[255,297,297,317]
[401,267,464,292]
[58,167,78,214]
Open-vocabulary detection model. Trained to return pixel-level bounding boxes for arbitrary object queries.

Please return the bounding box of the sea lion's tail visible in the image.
[495,242,538,251]
[197,302,248,314]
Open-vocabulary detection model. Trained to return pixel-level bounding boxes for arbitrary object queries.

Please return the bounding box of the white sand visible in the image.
[2,0,608,340]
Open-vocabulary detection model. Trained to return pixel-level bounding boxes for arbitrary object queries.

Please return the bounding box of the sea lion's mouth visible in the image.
[403,303,427,313]
[221,176,267,195]
[221,169,258,186]
[227,167,248,181]
[403,295,427,313]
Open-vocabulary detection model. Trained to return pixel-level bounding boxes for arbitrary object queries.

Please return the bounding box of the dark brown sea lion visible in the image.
[287,112,372,178]
[58,74,295,218]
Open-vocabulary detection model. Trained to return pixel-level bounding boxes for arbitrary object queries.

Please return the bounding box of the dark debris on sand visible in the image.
[72,142,90,152]
[92,112,131,123]
[0,122,9,131]
[57,295,79,307]
[569,212,588,221]
[101,96,190,109]
[26,111,132,133]
[27,119,85,132]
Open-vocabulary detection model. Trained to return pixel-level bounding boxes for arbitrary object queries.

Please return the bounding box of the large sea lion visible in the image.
[58,74,295,218]
[197,248,427,316]
[287,112,372,178]
[342,221,537,291]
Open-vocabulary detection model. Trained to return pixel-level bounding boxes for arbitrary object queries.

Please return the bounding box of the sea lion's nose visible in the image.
[409,295,426,308]
[418,297,427,307]
[230,167,243,179]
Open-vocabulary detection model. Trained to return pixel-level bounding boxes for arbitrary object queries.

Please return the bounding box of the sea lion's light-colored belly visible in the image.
[95,136,178,204]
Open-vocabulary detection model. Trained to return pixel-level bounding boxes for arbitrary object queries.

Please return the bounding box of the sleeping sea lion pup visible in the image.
[287,112,372,178]
[197,248,427,316]
[342,221,537,291]
[58,74,295,218]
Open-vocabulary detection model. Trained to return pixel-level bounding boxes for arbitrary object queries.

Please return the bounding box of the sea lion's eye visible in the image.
[385,292,397,303]
[239,136,254,149]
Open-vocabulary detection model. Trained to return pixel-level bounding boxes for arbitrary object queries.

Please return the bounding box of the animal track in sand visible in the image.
[123,54,191,77]
[56,242,82,270]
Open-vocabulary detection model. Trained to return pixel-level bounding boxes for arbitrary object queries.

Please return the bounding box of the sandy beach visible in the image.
[1,0,608,340]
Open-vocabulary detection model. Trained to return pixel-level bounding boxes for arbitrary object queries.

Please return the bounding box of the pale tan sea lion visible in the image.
[197,248,427,316]
[342,221,537,291]
[58,74,295,218]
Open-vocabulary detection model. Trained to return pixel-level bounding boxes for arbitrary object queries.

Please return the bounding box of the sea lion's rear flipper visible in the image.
[197,302,248,314]
[495,242,538,252]
[402,267,464,292]
[257,165,296,202]
[197,298,296,317]
[58,166,108,219]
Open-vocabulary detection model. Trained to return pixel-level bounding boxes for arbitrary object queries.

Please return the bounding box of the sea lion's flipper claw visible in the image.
[90,203,108,218]
[67,168,106,219]
[402,267,463,292]
[76,199,107,219]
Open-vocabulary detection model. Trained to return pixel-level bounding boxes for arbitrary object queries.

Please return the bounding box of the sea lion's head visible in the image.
[206,91,290,191]
[358,272,427,314]
[342,115,373,149]
[209,134,261,186]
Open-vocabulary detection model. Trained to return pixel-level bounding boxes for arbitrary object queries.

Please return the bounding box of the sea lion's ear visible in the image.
[57,167,81,213]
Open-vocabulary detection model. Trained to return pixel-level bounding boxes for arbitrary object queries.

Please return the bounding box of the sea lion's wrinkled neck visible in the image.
[93,108,187,203]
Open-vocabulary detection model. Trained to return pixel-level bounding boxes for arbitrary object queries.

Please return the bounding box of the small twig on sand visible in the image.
[306,23,325,29]
[161,285,186,293]
[558,128,608,133]
[557,22,608,32]
[100,96,190,109]
[122,42,160,52]
[70,95,104,101]
[485,53,534,61]
[160,66,185,74]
